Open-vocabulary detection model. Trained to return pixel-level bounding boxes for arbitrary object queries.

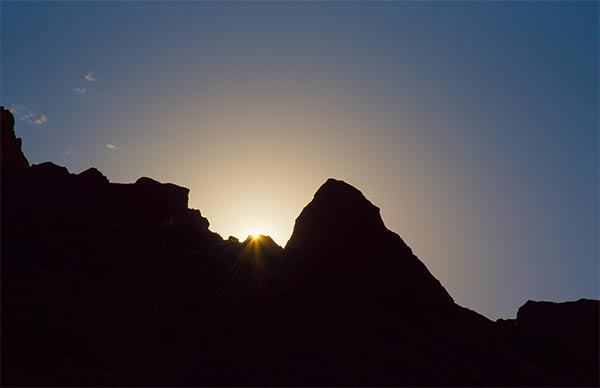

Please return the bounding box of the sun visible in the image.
[250,231,261,239]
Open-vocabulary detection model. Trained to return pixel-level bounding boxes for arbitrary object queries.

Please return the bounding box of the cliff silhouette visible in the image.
[1,106,598,386]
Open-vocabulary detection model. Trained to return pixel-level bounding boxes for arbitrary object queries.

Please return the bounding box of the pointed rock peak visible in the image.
[313,178,374,207]
[312,178,382,215]
[317,177,362,193]
[77,167,109,185]
[288,178,387,245]
[285,178,455,308]
[285,179,392,252]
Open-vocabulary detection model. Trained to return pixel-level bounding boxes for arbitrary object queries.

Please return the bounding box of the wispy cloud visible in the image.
[84,72,96,82]
[8,104,47,125]
[21,112,36,120]
[106,143,118,150]
[63,150,72,156]
[34,114,48,125]
[10,105,25,116]
[75,87,87,94]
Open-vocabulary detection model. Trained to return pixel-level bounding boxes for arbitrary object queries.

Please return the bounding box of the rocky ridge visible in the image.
[1,106,598,386]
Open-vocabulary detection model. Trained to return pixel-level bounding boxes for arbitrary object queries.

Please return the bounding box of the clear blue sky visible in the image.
[2,1,598,319]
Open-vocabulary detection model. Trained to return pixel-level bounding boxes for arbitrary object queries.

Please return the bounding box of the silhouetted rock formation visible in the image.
[1,106,29,173]
[286,178,454,309]
[509,299,600,386]
[1,107,598,387]
[77,167,109,185]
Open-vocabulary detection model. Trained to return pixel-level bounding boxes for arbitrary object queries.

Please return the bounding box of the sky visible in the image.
[2,1,598,320]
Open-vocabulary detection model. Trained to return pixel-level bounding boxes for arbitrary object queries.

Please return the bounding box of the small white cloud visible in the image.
[21,112,36,120]
[75,87,87,94]
[63,150,71,156]
[84,72,96,82]
[34,114,48,125]
[9,105,46,124]
[106,143,118,150]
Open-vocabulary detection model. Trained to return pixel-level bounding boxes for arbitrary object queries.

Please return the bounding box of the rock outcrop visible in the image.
[285,178,454,310]
[77,167,110,185]
[512,299,599,386]
[1,106,29,172]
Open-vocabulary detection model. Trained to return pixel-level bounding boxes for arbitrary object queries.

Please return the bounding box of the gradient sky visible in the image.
[2,1,598,320]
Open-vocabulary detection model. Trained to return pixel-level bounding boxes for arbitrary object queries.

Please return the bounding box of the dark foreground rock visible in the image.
[1,107,598,386]
[1,106,29,172]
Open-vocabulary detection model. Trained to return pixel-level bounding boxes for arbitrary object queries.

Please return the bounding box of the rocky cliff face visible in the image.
[1,106,29,172]
[1,107,598,386]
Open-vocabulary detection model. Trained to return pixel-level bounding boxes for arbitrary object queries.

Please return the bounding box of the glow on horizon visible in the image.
[2,2,597,320]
